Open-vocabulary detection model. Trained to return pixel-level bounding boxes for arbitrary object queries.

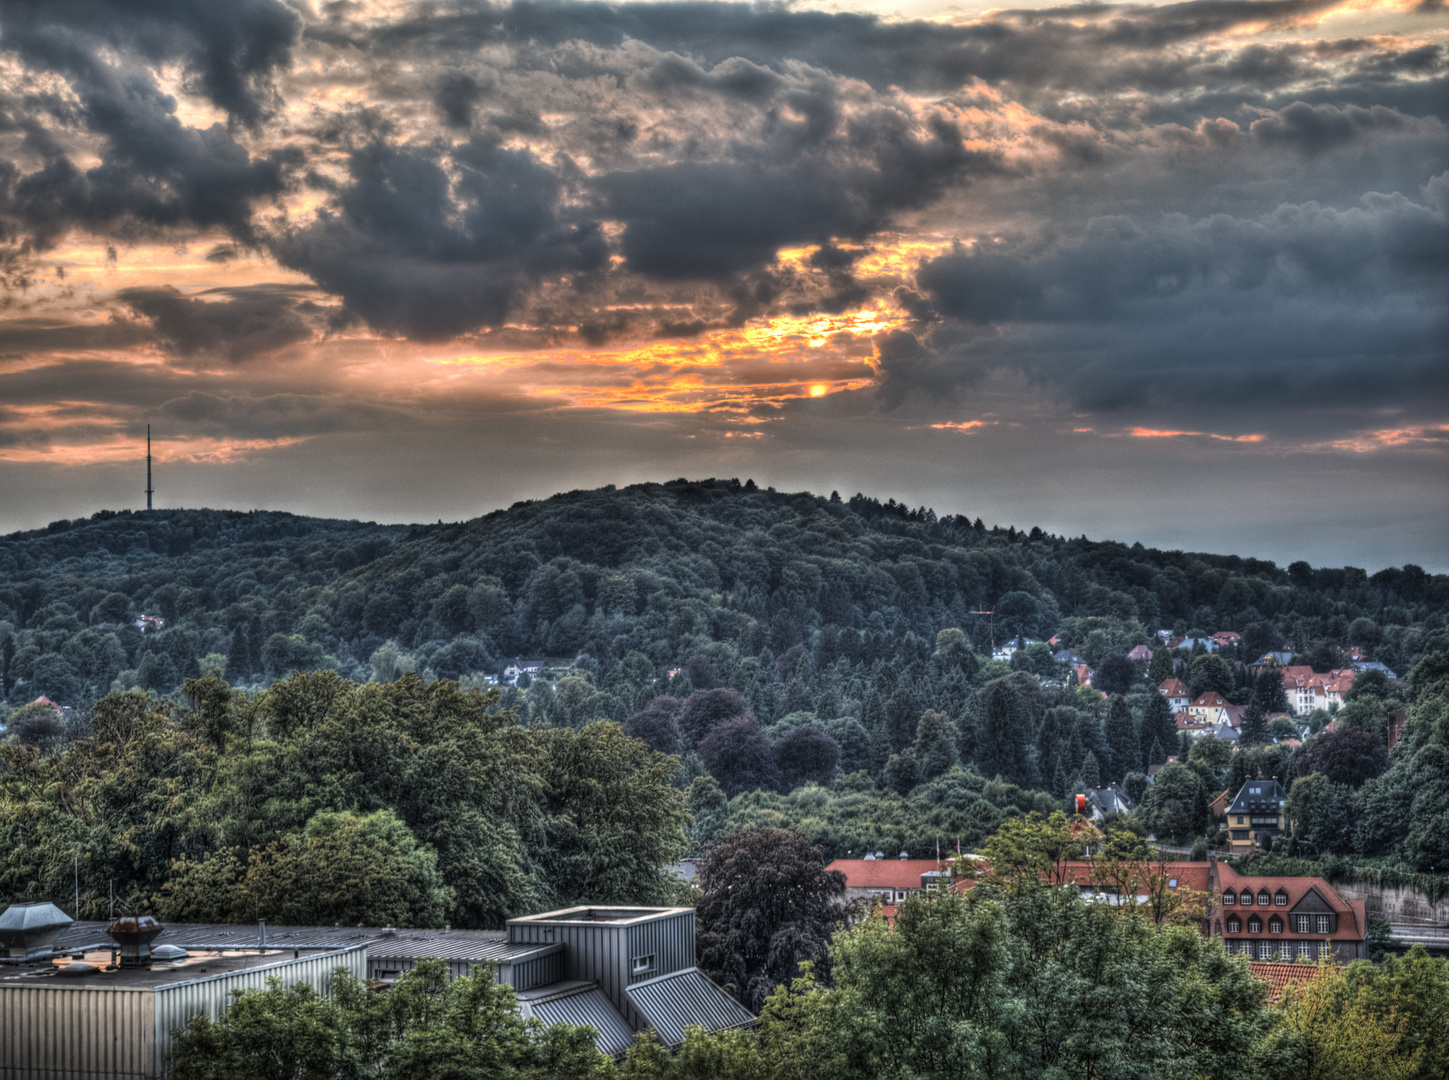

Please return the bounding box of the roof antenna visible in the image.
[145,425,154,511]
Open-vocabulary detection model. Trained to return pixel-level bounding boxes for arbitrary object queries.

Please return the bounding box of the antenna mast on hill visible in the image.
[145,425,154,511]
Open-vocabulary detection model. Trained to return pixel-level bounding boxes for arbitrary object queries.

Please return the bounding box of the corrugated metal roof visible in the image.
[625,969,755,1046]
[528,986,636,1056]
[54,921,506,957]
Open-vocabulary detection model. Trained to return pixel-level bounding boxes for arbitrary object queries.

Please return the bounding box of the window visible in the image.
[1269,917,1283,934]
[632,955,655,976]
[1258,941,1274,959]
[925,882,938,891]
[1241,890,1254,905]
[1222,892,1236,905]
[1168,879,1178,889]
[1295,915,1311,934]
[1275,891,1288,906]
[1227,916,1241,933]
[1235,816,1245,825]
[897,891,909,902]
[1257,890,1272,906]
[1316,915,1331,935]
[1248,917,1262,933]
[1298,942,1312,959]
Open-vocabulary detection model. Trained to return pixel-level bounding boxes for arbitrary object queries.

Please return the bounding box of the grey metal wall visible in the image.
[510,921,628,1014]
[502,950,563,992]
[152,946,367,1075]
[627,912,695,982]
[0,984,156,1079]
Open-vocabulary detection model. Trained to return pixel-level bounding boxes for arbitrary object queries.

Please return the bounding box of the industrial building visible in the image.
[0,902,753,1076]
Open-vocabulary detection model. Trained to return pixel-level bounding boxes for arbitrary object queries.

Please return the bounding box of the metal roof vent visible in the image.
[106,916,165,968]
[0,902,74,961]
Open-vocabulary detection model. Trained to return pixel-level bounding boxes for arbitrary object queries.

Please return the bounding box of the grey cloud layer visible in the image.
[0,0,1444,431]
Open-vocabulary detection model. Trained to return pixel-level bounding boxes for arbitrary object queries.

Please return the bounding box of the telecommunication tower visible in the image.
[145,425,154,511]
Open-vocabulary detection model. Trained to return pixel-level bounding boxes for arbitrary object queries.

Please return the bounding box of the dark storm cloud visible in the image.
[269,137,608,340]
[116,284,318,362]
[898,173,1449,410]
[337,0,1358,96]
[0,0,300,127]
[918,172,1448,324]
[0,0,301,250]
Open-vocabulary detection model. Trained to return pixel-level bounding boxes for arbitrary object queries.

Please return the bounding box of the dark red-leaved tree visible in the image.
[698,716,779,796]
[1299,726,1390,788]
[774,724,840,792]
[679,687,753,748]
[621,696,683,756]
[695,827,847,1011]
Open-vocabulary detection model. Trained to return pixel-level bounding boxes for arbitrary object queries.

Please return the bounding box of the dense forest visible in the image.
[2,479,1448,921]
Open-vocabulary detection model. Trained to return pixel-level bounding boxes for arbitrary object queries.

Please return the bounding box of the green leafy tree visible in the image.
[1137,762,1209,843]
[1188,654,1235,699]
[157,809,454,927]
[169,960,614,1080]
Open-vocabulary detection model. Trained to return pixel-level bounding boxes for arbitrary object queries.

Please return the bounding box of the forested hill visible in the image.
[2,478,1446,711]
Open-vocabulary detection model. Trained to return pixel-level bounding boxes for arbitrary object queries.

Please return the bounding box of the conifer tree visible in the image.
[1239,700,1269,746]
[1082,750,1102,789]
[1105,694,1139,782]
[1140,690,1177,767]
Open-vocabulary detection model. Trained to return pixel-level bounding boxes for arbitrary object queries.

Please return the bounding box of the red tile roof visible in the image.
[1127,645,1153,660]
[1050,861,1212,896]
[1159,678,1189,697]
[1190,691,1231,708]
[826,859,946,890]
[1248,961,1319,1001]
[1214,864,1365,941]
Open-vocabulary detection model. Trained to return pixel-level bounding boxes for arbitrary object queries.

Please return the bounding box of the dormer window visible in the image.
[1269,917,1283,934]
[1275,890,1288,906]
[1227,916,1241,933]
[1248,916,1262,933]
[1257,890,1271,906]
[632,955,656,976]
[1241,890,1254,906]
[1295,915,1311,933]
[1222,892,1235,905]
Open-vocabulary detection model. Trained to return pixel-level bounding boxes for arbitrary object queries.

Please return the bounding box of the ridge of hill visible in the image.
[2,478,1446,712]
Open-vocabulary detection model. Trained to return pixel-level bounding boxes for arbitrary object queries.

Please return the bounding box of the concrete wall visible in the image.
[1332,881,1449,927]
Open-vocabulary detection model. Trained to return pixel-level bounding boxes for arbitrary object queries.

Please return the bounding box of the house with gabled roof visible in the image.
[1209,859,1367,961]
[826,857,952,907]
[1158,678,1190,713]
[1278,667,1356,716]
[1126,645,1153,661]
[1188,691,1233,725]
[1225,780,1287,852]
[1211,631,1241,649]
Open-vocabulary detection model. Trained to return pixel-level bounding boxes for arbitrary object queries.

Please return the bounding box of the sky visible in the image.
[0,0,1445,571]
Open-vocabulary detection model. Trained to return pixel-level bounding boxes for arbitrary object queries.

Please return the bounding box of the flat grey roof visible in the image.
[0,945,358,991]
[55,920,505,955]
[508,907,691,926]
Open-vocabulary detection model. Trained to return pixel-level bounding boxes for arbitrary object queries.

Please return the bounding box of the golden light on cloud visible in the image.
[931,420,994,432]
[431,303,900,414]
[1125,427,1266,443]
[1320,424,1449,453]
[0,434,308,466]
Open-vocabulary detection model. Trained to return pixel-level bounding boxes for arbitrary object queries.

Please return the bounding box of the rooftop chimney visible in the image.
[107,916,164,968]
[0,902,73,961]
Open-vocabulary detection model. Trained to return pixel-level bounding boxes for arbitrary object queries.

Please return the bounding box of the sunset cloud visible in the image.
[0,0,1444,567]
